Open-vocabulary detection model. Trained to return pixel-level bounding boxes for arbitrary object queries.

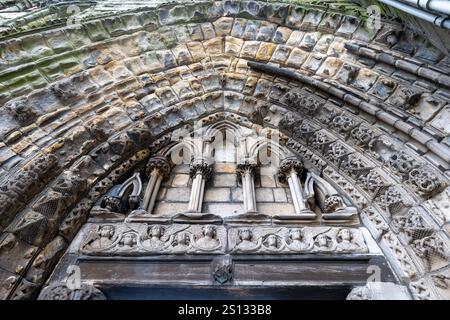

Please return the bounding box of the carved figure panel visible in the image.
[80,223,226,255]
[228,226,368,254]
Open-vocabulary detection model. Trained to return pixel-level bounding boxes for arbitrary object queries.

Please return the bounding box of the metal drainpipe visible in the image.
[378,0,450,29]
[401,0,450,16]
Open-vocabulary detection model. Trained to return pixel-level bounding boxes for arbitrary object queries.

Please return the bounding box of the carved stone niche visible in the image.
[38,283,106,300]
[346,282,411,300]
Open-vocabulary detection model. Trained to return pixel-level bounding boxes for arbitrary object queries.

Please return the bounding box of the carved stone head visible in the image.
[121,233,137,247]
[202,225,216,239]
[149,225,163,239]
[175,232,189,246]
[289,228,303,241]
[315,234,331,248]
[337,228,352,243]
[265,234,278,248]
[99,225,115,239]
[238,228,252,241]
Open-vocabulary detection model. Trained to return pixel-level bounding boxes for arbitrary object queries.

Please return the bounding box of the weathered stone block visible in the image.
[286,48,308,68]
[172,174,190,187]
[204,188,231,202]
[256,188,275,202]
[164,187,191,202]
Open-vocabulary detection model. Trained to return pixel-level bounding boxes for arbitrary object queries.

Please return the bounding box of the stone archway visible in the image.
[0,0,449,300]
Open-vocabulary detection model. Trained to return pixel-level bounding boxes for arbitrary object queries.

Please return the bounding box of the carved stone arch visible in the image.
[0,0,449,300]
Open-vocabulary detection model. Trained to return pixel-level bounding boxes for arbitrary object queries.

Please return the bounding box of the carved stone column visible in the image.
[237,160,258,213]
[278,158,316,219]
[188,158,213,212]
[142,156,171,214]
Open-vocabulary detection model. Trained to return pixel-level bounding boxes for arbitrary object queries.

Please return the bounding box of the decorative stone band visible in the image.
[146,156,171,179]
[38,283,106,300]
[76,223,377,256]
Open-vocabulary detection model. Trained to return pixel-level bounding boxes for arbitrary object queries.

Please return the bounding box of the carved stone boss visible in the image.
[278,157,316,219]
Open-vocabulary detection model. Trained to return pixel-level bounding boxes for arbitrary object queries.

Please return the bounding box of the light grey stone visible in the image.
[204,188,231,202]
[172,174,190,187]
[213,174,237,187]
[164,187,191,202]
[273,188,288,202]
[255,188,274,202]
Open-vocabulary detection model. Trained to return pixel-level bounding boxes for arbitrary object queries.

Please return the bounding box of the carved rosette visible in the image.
[146,156,171,179]
[277,157,304,184]
[189,158,213,180]
[38,283,106,300]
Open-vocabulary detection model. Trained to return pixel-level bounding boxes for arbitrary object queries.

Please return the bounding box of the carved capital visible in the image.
[146,156,171,179]
[236,160,258,177]
[189,158,213,180]
[38,283,106,300]
[277,157,303,183]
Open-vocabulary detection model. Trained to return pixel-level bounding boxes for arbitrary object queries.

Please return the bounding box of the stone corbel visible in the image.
[188,157,213,212]
[278,158,316,219]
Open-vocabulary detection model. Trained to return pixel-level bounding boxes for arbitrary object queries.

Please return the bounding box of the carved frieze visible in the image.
[80,223,226,255]
[77,224,372,255]
[228,226,368,254]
